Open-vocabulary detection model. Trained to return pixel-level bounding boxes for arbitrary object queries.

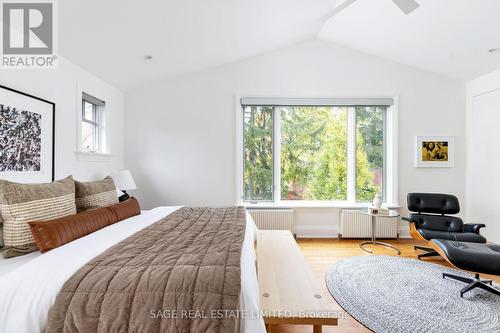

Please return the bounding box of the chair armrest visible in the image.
[463,223,486,234]
[402,217,417,224]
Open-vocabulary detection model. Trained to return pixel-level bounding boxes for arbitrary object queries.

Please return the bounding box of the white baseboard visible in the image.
[295,226,338,238]
[295,225,411,239]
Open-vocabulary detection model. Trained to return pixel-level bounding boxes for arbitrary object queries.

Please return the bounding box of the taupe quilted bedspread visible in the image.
[45,207,247,333]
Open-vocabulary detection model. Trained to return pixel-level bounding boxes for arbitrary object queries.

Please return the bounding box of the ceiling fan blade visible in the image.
[392,0,420,15]
[320,0,358,22]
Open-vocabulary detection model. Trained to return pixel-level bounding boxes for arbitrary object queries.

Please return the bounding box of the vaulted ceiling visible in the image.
[318,0,500,82]
[59,0,500,91]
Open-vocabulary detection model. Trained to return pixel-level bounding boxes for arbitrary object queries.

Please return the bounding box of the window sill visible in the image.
[75,151,112,162]
[241,201,401,210]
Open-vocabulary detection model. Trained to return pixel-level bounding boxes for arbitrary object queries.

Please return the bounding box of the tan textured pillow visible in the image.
[0,176,77,258]
[29,197,140,253]
[0,223,4,249]
[74,177,118,212]
[0,213,3,248]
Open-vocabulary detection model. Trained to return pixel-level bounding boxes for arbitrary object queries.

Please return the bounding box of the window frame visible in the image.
[236,96,399,207]
[242,106,276,203]
[78,92,106,155]
[81,100,100,152]
[354,106,388,203]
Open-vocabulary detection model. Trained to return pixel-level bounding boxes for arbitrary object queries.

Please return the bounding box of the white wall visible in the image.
[125,40,466,236]
[1,57,125,182]
[466,69,500,244]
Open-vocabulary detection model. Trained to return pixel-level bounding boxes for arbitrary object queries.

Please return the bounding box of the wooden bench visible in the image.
[257,230,338,333]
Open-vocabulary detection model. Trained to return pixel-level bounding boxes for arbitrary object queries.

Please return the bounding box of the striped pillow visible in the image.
[0,176,77,258]
[0,223,4,249]
[75,177,118,212]
[0,213,3,248]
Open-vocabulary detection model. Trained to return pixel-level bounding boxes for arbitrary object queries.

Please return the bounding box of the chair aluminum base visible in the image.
[443,272,500,297]
[360,240,401,255]
[414,245,440,260]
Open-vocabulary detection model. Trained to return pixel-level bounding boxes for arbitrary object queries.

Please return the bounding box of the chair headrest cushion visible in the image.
[407,193,460,214]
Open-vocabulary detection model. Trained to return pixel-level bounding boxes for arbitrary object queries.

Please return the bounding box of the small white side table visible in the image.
[358,210,400,255]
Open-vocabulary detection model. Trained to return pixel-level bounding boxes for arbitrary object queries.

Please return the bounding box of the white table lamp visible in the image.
[110,169,137,201]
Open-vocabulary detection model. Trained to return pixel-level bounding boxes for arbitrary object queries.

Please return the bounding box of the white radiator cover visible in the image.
[340,210,398,239]
[248,209,295,234]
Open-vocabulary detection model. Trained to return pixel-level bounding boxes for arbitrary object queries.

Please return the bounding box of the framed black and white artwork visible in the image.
[0,85,55,182]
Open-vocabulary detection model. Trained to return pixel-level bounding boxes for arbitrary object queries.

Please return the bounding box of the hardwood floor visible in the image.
[269,238,500,333]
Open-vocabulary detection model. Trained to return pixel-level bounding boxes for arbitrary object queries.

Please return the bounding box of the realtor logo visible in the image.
[1,1,57,68]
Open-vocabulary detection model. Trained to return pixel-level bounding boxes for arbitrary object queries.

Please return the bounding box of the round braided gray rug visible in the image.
[325,256,500,333]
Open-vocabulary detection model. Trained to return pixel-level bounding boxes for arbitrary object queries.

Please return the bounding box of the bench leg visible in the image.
[313,325,322,333]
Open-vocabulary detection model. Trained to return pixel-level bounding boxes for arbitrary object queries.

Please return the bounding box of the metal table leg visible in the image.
[359,215,401,255]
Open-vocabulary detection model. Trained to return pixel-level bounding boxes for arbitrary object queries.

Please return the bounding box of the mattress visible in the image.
[0,206,265,333]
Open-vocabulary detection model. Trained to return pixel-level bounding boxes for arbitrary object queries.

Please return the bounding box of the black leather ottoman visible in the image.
[430,239,500,297]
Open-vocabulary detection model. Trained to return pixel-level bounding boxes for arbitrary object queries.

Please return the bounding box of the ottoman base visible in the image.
[443,272,500,297]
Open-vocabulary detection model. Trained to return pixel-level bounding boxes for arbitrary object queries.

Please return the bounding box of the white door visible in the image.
[468,89,500,243]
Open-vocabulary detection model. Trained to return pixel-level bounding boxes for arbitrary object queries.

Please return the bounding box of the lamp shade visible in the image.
[109,170,137,191]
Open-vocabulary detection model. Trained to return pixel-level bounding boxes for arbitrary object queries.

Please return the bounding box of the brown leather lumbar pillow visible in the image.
[108,197,141,222]
[29,197,140,253]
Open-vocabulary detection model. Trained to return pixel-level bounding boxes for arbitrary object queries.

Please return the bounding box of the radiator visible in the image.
[340,210,398,239]
[247,209,295,234]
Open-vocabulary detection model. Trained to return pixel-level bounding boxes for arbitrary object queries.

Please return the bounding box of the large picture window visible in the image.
[243,106,274,201]
[280,106,348,201]
[241,98,393,204]
[355,106,386,202]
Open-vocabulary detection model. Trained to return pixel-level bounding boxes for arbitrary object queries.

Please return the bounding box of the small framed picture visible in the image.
[415,136,454,168]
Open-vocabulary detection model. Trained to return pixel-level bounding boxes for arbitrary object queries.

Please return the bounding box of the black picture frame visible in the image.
[0,84,55,181]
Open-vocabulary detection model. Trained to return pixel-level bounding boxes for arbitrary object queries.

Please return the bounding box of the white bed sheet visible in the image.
[0,207,265,333]
[0,251,40,277]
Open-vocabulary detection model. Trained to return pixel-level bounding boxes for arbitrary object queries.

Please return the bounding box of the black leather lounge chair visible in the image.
[402,193,487,260]
[430,239,500,297]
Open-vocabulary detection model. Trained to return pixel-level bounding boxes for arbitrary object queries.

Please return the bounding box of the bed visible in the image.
[0,206,266,333]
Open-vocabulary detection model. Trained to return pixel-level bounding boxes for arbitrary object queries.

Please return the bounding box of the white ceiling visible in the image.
[59,0,500,91]
[319,0,500,80]
[59,0,336,91]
